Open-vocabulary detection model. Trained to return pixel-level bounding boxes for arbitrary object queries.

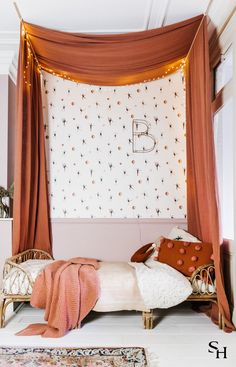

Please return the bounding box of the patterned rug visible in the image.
[0,346,148,366]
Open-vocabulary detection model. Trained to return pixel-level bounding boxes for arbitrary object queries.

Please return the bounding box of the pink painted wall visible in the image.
[52,218,187,261]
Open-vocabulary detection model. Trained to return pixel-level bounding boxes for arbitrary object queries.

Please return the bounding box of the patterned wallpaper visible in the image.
[42,69,186,218]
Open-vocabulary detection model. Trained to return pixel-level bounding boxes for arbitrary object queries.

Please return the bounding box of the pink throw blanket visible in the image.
[16,257,100,338]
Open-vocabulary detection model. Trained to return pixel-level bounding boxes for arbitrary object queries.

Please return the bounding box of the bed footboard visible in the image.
[189,263,216,296]
[187,263,223,329]
[1,249,53,328]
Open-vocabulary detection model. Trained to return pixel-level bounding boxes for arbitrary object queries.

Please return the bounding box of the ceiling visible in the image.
[1,0,211,34]
[1,0,236,77]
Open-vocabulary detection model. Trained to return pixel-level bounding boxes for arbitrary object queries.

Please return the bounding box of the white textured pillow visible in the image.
[168,226,201,243]
[130,261,192,309]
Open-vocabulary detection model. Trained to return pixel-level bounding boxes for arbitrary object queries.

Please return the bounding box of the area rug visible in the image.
[0,346,148,366]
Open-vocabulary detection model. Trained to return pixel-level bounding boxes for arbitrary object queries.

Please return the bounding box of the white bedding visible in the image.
[93,262,146,312]
[3,259,194,311]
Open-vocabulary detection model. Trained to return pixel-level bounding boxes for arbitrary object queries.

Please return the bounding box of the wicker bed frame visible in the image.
[0,250,222,330]
[0,249,53,328]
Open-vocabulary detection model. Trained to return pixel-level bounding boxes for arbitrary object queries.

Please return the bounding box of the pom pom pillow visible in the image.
[131,227,204,271]
[145,227,200,268]
[156,237,213,276]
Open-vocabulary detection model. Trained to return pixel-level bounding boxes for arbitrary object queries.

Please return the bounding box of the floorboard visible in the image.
[0,303,235,366]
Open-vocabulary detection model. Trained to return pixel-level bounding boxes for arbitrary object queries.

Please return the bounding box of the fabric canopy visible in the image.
[13,14,235,331]
[22,16,200,85]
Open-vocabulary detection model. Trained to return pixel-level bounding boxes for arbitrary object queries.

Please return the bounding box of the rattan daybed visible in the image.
[0,249,221,330]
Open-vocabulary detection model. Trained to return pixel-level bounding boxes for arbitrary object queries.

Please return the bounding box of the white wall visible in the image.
[0,75,15,286]
[0,75,8,188]
[0,219,12,286]
[210,9,236,325]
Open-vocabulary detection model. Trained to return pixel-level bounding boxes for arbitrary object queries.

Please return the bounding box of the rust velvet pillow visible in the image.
[130,243,154,263]
[156,238,213,276]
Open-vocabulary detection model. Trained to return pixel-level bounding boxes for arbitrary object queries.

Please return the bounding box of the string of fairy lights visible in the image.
[41,60,187,87]
[21,21,186,89]
[22,24,41,87]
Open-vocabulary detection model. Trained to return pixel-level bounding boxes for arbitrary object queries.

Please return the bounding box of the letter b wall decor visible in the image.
[132,119,156,153]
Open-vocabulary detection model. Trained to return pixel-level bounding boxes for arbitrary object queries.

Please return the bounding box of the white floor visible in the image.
[0,303,235,367]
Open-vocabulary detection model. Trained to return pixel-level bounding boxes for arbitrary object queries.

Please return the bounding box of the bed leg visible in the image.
[218,310,222,330]
[216,299,225,331]
[218,310,225,331]
[75,322,81,329]
[221,314,225,332]
[142,310,153,329]
[0,297,6,328]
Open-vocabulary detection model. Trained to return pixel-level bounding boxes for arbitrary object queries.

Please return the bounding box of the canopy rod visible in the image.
[185,15,205,61]
[13,1,23,21]
[205,0,214,16]
[13,1,42,73]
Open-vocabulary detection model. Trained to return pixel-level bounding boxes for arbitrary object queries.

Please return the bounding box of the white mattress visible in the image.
[3,259,215,312]
[3,260,146,312]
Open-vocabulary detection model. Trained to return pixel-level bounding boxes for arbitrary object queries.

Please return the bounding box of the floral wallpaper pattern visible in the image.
[42,69,186,218]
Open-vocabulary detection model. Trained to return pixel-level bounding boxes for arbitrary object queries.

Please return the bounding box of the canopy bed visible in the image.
[3,12,234,333]
[0,234,217,331]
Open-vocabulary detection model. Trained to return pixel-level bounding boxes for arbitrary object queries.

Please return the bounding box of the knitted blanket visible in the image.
[16,257,100,338]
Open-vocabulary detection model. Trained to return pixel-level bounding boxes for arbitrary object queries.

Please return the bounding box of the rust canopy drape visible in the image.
[13,14,235,331]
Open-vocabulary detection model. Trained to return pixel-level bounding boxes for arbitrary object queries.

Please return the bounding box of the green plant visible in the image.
[0,183,14,218]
